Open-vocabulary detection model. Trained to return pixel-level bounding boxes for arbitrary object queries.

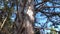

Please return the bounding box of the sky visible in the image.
[1,0,60,33]
[9,0,60,32]
[35,0,60,33]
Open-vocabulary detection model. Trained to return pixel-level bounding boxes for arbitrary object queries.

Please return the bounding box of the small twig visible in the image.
[0,17,7,29]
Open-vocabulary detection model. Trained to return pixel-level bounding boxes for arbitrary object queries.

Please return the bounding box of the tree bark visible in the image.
[15,0,34,34]
[24,0,34,34]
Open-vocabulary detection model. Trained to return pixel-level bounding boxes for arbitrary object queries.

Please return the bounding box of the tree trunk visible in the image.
[24,0,34,34]
[15,0,34,34]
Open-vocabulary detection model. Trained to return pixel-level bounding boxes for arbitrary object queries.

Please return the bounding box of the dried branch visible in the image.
[0,17,7,30]
[49,1,60,5]
[34,26,59,32]
[35,1,46,6]
[35,0,50,6]
[42,6,60,8]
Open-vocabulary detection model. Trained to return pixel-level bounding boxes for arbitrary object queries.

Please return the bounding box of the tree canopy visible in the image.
[0,0,60,34]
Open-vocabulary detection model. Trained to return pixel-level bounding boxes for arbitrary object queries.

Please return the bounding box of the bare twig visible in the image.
[0,17,7,30]
[34,27,59,32]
